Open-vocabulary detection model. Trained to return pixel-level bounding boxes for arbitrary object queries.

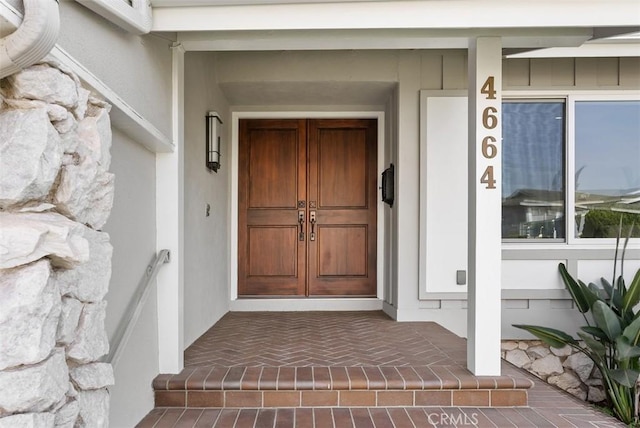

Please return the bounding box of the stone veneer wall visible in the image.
[0,62,115,427]
[502,340,606,404]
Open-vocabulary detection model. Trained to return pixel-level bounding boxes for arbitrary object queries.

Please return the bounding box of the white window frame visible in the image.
[75,0,152,34]
[503,90,640,248]
[567,93,640,246]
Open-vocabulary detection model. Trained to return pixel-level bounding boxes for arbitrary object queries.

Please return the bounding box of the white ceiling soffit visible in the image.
[506,43,640,58]
[177,28,593,51]
[151,0,640,32]
[151,0,393,5]
[506,29,640,58]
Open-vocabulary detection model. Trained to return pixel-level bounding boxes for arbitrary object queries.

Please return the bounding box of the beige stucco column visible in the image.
[467,37,502,376]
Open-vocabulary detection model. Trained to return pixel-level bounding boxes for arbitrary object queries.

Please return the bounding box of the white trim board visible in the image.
[153,1,640,32]
[230,110,387,305]
[50,47,174,153]
[231,298,383,312]
[76,0,152,34]
[419,91,469,298]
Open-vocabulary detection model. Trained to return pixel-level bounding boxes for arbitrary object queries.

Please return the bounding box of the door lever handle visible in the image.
[309,211,316,241]
[298,211,305,241]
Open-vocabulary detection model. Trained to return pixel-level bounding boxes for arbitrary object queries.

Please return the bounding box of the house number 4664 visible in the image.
[479,76,498,189]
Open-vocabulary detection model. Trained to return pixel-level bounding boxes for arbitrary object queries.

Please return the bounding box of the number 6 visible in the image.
[482,107,498,129]
[481,136,497,159]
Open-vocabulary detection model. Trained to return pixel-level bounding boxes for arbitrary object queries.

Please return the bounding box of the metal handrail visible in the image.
[106,249,171,366]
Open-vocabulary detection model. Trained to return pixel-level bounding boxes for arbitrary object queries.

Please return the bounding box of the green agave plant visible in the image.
[515,221,640,425]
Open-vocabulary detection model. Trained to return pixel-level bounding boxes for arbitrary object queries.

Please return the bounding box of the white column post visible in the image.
[467,37,502,376]
[155,43,185,374]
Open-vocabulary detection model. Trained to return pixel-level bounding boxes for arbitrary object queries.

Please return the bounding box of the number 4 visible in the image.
[480,166,496,189]
[480,76,496,99]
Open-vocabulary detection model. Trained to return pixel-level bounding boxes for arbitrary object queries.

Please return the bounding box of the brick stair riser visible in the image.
[155,389,528,408]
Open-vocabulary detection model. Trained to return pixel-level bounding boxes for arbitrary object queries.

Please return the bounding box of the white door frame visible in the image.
[229,111,386,311]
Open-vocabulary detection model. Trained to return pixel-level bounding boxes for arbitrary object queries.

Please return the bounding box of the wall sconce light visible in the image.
[206,111,222,172]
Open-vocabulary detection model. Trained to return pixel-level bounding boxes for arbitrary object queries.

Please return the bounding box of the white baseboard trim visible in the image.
[230,298,383,312]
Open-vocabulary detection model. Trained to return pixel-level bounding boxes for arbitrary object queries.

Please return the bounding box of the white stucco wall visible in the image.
[103,129,158,428]
[56,0,174,137]
[183,52,232,347]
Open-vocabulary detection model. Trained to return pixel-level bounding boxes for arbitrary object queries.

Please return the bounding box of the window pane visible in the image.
[575,100,640,238]
[502,101,565,239]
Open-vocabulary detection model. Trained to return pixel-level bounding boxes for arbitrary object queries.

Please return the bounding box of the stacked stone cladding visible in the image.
[502,340,607,404]
[0,62,115,427]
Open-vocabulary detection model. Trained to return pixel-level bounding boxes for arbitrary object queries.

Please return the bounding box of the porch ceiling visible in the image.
[151,1,640,32]
[150,0,639,56]
[174,28,597,52]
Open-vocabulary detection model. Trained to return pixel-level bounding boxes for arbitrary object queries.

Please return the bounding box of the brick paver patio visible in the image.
[137,311,624,427]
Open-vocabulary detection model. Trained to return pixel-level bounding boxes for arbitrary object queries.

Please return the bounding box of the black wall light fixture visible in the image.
[206,111,223,172]
[381,163,394,207]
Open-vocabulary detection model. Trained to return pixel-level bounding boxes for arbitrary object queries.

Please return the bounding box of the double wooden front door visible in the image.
[238,118,377,297]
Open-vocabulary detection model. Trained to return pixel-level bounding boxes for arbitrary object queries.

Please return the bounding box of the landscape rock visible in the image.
[0,260,60,370]
[56,228,112,303]
[567,386,587,401]
[75,389,109,428]
[0,413,55,428]
[54,161,114,229]
[548,372,582,390]
[76,107,112,171]
[502,339,611,404]
[56,297,83,345]
[52,114,76,135]
[586,377,603,387]
[588,386,607,403]
[54,399,79,428]
[0,211,89,269]
[550,345,572,357]
[66,302,109,363]
[0,349,68,414]
[54,107,114,229]
[66,382,78,399]
[563,352,594,382]
[70,363,114,390]
[527,346,551,359]
[501,341,518,351]
[74,88,90,121]
[7,64,79,108]
[0,62,113,428]
[505,349,531,368]
[530,354,563,378]
[0,107,62,208]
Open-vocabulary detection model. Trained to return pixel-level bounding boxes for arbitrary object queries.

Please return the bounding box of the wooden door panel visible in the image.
[318,129,367,208]
[238,119,306,296]
[317,226,367,276]
[307,119,377,296]
[248,227,297,276]
[248,129,298,209]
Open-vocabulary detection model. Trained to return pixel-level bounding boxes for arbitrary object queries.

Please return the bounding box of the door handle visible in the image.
[309,211,316,241]
[298,211,305,241]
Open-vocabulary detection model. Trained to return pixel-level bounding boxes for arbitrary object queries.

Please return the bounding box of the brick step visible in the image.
[153,366,533,408]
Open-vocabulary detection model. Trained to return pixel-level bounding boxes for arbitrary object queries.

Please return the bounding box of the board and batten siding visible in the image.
[414,52,640,89]
[418,52,640,338]
[505,57,640,88]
